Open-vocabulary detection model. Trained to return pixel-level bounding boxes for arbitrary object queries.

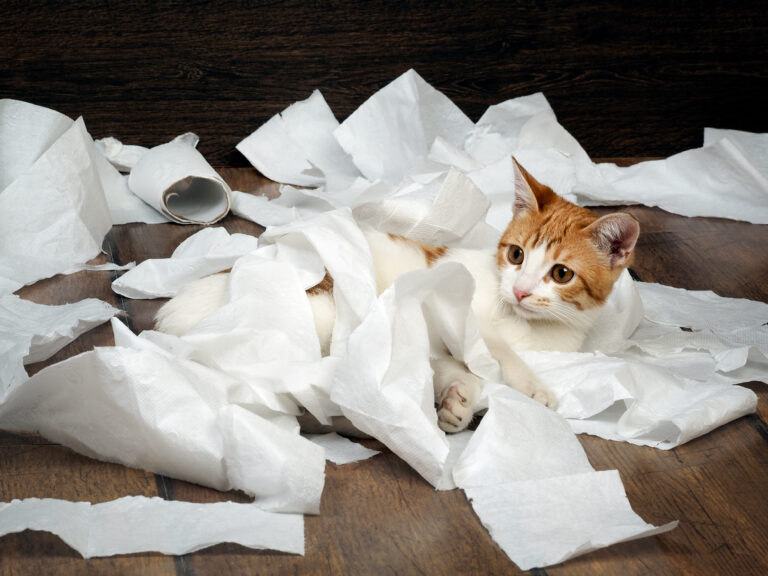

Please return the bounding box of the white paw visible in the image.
[531,386,558,410]
[505,371,558,410]
[437,383,474,433]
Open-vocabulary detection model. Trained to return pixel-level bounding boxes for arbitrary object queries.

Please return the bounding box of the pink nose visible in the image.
[514,287,530,302]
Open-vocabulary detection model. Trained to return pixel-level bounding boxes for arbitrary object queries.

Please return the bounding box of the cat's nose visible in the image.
[514,287,530,302]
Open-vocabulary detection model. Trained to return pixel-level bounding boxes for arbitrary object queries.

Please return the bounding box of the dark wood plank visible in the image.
[2,1,766,165]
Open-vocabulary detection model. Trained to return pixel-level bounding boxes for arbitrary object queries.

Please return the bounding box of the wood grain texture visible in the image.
[2,1,766,165]
[1,165,766,575]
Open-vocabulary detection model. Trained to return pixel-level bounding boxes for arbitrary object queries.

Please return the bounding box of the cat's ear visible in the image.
[512,157,555,217]
[585,212,640,268]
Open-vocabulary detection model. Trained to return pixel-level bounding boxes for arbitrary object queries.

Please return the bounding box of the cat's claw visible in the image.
[437,384,474,433]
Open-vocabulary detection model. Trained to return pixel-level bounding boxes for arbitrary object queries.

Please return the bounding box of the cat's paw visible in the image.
[437,383,474,433]
[531,386,558,410]
[505,371,558,410]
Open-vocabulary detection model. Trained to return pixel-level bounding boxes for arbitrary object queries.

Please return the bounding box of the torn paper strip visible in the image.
[0,99,170,233]
[0,98,73,191]
[128,134,231,224]
[0,497,304,558]
[521,349,758,449]
[112,227,259,299]
[0,295,118,399]
[231,187,335,227]
[579,138,768,223]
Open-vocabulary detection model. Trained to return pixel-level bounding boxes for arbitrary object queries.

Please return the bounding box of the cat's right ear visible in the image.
[512,157,540,216]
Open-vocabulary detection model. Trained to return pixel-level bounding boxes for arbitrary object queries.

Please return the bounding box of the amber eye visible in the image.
[507,245,524,265]
[551,264,575,284]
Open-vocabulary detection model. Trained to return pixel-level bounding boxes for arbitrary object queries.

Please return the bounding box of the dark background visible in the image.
[2,0,767,166]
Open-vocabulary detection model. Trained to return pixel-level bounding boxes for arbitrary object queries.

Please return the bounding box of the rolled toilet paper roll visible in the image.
[128,136,231,224]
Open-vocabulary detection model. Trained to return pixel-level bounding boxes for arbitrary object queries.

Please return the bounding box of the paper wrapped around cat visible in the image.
[155,158,639,432]
[127,134,231,224]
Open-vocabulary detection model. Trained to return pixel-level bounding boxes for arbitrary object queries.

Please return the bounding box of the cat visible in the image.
[154,159,639,433]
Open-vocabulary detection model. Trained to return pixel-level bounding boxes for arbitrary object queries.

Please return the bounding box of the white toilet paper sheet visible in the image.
[0,497,304,558]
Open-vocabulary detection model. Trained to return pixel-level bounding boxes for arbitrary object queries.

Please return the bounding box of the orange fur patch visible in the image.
[307,272,334,295]
[388,233,448,267]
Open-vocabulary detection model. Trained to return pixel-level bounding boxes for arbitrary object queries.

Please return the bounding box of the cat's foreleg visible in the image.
[432,356,482,432]
[154,273,230,335]
[484,339,557,409]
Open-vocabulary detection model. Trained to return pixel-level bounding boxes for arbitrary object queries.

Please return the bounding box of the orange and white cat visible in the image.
[155,159,639,432]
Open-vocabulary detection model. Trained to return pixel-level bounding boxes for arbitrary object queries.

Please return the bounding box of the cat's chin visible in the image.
[510,301,548,321]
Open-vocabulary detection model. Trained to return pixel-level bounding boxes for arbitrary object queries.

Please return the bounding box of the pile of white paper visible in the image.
[1,70,766,567]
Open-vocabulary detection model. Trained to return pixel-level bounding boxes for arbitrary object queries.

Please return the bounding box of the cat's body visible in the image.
[155,160,639,432]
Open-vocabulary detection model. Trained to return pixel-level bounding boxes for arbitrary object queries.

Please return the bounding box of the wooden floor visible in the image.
[1,165,767,575]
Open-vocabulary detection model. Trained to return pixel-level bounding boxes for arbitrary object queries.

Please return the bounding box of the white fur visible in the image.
[364,230,428,294]
[308,291,335,357]
[154,273,229,336]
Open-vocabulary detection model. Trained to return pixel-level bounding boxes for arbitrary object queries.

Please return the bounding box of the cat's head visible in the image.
[497,159,639,327]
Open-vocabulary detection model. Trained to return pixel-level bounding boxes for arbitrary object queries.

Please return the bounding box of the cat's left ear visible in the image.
[512,157,539,216]
[585,212,640,268]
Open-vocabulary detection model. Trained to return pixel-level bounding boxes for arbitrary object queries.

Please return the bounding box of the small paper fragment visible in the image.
[306,432,380,465]
[0,497,305,558]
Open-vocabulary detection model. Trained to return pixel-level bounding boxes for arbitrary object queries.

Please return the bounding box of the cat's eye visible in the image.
[507,245,524,265]
[551,264,574,284]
